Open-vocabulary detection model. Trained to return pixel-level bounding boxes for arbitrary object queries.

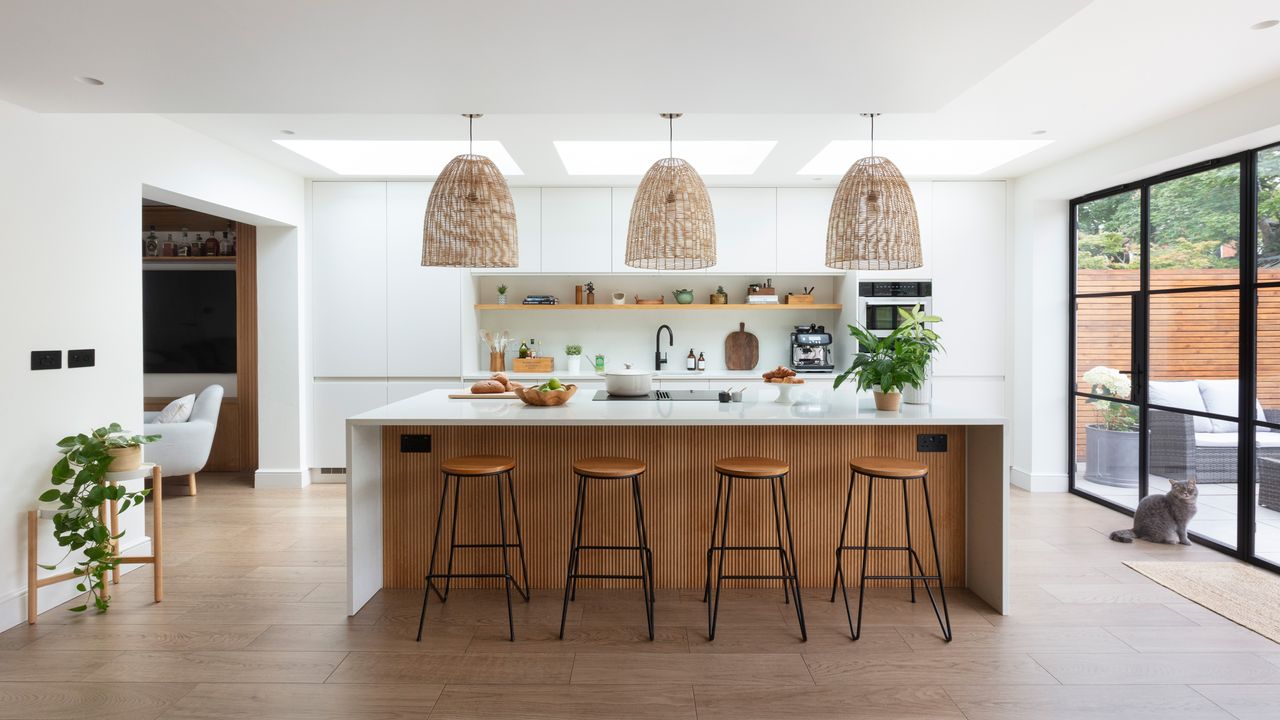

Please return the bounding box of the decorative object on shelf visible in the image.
[513,356,554,373]
[746,279,779,304]
[565,344,583,374]
[710,285,728,304]
[585,282,596,305]
[634,295,665,305]
[513,380,577,407]
[786,286,816,305]
[421,113,518,268]
[834,303,941,412]
[143,226,159,257]
[1082,366,1139,487]
[204,235,219,257]
[611,291,626,305]
[481,329,511,372]
[625,112,716,269]
[575,284,583,305]
[672,288,695,304]
[826,113,922,270]
[724,322,760,371]
[497,284,508,305]
[36,424,158,614]
[522,294,559,305]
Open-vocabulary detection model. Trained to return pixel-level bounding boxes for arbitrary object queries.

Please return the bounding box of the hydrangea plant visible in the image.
[1083,366,1137,431]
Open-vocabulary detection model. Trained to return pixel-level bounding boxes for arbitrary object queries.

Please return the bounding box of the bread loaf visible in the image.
[470,380,507,394]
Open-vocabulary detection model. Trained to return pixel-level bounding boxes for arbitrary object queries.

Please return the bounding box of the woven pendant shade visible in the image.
[421,153,518,268]
[625,157,717,270]
[826,155,921,270]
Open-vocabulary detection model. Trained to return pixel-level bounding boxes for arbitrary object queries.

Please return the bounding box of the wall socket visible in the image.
[400,433,431,453]
[31,350,61,370]
[68,348,95,368]
[916,433,948,453]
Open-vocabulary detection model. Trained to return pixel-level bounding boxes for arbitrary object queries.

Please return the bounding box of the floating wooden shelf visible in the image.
[475,303,841,311]
[143,256,236,263]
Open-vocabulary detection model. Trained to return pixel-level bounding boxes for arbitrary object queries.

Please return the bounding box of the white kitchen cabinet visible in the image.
[388,380,458,403]
[311,181,388,377]
[386,182,463,377]
[854,181,934,280]
[656,377,711,391]
[540,188,612,273]
[777,188,837,274]
[311,380,388,468]
[930,181,1007,378]
[707,188,777,274]
[487,187,542,274]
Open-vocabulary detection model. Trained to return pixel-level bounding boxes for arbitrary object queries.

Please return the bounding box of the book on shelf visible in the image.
[522,296,559,305]
[746,295,780,304]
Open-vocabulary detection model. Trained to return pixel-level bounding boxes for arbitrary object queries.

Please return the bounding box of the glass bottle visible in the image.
[697,352,706,371]
[518,341,530,359]
[686,348,696,371]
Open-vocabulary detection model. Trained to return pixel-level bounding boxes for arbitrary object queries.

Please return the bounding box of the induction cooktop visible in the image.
[592,390,723,401]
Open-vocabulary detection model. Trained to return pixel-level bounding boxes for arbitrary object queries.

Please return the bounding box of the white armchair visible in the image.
[142,384,223,495]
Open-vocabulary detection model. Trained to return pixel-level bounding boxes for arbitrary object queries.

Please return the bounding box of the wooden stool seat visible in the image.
[714,456,789,478]
[849,456,928,479]
[441,455,516,475]
[572,456,646,478]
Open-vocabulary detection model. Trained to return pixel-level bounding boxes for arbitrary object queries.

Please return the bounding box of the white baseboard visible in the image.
[1011,466,1068,493]
[255,469,309,488]
[0,537,152,633]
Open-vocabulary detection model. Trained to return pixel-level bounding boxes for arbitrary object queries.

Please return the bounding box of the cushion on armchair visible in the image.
[154,393,195,423]
[1149,381,1212,432]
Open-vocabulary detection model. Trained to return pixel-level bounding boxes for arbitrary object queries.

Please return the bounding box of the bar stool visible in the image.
[703,456,806,641]
[560,456,654,640]
[417,455,530,642]
[831,456,952,641]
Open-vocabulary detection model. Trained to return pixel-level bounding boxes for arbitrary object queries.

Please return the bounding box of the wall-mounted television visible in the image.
[143,270,236,373]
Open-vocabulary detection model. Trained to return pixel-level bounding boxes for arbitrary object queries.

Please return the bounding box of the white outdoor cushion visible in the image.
[1194,431,1280,449]
[1196,380,1268,434]
[154,393,195,423]
[1149,381,1211,432]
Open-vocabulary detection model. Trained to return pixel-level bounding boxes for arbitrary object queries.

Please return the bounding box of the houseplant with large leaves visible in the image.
[834,304,943,411]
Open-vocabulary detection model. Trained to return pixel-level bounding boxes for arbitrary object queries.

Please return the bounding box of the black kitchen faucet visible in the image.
[655,324,673,370]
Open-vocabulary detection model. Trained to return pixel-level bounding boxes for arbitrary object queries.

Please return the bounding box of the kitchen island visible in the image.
[346,386,1008,616]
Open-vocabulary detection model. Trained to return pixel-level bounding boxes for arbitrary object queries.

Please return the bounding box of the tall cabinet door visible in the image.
[311,181,388,377]
[386,182,462,377]
[777,188,836,274]
[541,188,613,273]
[930,181,1007,377]
[487,187,542,274]
[707,188,776,274]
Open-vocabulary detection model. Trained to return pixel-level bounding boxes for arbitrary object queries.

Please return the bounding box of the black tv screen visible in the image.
[143,270,237,373]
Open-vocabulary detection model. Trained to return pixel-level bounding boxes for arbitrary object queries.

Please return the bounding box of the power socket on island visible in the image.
[916,434,947,453]
[31,350,61,370]
[400,433,431,453]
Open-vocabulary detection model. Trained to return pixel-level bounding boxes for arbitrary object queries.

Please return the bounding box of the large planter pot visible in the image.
[1083,424,1139,487]
[872,387,902,412]
[904,378,932,405]
[107,445,142,472]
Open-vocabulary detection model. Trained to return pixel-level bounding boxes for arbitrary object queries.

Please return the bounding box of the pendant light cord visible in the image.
[870,114,875,158]
[669,115,674,159]
[469,115,474,155]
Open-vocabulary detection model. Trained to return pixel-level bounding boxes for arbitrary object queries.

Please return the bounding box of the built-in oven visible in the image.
[856,281,933,337]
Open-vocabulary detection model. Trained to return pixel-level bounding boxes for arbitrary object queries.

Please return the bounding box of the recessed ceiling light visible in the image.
[798,139,1053,176]
[554,141,776,175]
[1251,19,1278,30]
[273,139,522,176]
[74,76,104,86]
[280,129,295,135]
[1030,129,1048,135]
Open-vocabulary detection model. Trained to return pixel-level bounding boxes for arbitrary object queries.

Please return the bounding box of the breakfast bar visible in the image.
[346,386,1009,617]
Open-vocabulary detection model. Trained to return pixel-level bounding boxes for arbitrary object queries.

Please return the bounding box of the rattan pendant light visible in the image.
[825,113,922,270]
[625,113,716,269]
[421,114,518,267]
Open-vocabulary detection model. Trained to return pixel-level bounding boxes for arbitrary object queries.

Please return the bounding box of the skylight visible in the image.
[273,140,523,176]
[799,140,1053,176]
[554,141,777,175]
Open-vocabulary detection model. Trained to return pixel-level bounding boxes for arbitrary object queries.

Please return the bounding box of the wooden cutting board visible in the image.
[447,391,518,399]
[724,322,760,370]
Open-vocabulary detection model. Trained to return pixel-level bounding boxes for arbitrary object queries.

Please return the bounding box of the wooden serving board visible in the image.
[724,321,760,370]
[447,391,518,399]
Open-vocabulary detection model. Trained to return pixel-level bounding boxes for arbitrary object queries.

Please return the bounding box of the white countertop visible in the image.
[349,387,1006,426]
[462,370,837,382]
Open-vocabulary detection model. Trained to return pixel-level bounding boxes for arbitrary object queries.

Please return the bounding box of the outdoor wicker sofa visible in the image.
[1148,378,1280,488]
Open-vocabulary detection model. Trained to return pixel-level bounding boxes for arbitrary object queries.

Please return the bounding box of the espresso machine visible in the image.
[790,323,834,373]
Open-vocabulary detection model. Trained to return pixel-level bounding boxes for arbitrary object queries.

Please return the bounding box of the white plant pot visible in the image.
[566,355,582,374]
[904,378,932,405]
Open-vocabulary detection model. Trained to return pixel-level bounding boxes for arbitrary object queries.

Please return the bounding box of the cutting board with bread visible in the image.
[449,373,523,399]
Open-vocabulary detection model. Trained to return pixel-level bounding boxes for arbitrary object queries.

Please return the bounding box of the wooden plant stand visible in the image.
[26,463,165,624]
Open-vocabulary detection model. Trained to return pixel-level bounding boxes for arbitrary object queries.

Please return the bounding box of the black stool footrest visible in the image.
[570,573,645,580]
[451,543,524,549]
[427,572,512,580]
[709,545,786,551]
[862,574,942,581]
[720,574,792,580]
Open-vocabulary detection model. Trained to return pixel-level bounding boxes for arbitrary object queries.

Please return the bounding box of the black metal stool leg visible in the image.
[831,469,856,603]
[559,474,587,639]
[702,473,724,603]
[632,475,656,604]
[442,472,462,601]
[417,473,452,641]
[901,478,917,604]
[630,476,654,640]
[919,475,953,641]
[570,474,590,602]
[505,470,531,602]
[708,476,734,641]
[853,475,875,640]
[769,478,791,605]
[776,475,806,641]
[495,473,516,642]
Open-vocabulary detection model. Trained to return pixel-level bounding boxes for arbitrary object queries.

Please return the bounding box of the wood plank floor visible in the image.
[2,472,1278,719]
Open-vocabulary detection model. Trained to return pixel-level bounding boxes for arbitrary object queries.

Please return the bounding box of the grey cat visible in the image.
[1110,478,1198,545]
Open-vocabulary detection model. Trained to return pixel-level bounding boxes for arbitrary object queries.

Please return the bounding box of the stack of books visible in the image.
[746,294,779,304]
[522,295,559,305]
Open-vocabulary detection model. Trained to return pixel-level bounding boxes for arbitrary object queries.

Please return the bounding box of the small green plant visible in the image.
[497,284,508,295]
[834,305,943,394]
[38,424,158,613]
[565,344,582,356]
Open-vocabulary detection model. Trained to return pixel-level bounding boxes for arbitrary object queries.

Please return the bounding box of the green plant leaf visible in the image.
[38,489,61,502]
[52,456,74,481]
[68,605,87,613]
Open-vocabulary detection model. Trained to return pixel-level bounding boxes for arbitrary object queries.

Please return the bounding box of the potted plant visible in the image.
[1082,366,1138,487]
[710,285,728,304]
[565,344,583,373]
[497,284,509,305]
[37,424,157,613]
[834,305,942,412]
[897,305,943,404]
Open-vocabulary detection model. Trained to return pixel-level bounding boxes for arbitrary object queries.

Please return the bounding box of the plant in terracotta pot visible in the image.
[1081,366,1138,487]
[835,305,942,412]
[37,424,158,613]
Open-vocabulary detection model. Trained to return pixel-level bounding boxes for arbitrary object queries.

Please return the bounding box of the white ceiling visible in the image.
[3,0,1280,184]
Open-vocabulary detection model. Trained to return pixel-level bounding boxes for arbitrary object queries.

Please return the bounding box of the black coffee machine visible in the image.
[790,324,834,373]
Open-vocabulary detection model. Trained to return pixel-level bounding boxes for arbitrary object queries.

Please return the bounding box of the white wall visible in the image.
[1009,77,1280,492]
[0,100,305,629]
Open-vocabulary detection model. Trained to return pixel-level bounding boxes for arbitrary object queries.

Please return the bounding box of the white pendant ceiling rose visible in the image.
[625,112,717,270]
[825,113,922,270]
[421,113,519,268]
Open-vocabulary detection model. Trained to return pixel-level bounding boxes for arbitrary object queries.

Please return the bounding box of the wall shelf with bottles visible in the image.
[474,303,841,311]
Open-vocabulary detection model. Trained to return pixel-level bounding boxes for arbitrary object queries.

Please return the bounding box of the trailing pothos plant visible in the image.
[37,424,158,613]
[834,304,943,393]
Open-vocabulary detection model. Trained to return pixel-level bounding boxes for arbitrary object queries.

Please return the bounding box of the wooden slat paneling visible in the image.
[381,424,966,589]
[235,223,258,472]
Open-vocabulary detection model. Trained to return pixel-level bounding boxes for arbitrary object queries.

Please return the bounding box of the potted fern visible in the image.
[834,304,942,412]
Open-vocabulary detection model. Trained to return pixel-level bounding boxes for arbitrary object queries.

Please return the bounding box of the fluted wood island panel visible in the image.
[380,424,966,590]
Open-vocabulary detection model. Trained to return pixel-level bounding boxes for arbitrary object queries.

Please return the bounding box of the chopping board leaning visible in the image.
[724,322,760,370]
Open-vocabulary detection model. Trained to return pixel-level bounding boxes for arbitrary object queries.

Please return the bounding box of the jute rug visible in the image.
[1124,561,1280,643]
